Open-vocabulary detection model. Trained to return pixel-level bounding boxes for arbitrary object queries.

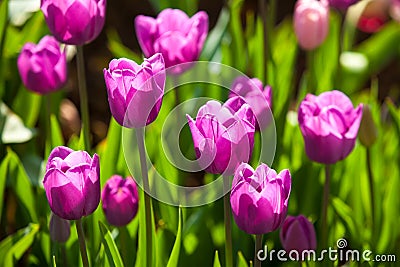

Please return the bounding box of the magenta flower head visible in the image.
[17,35,67,94]
[186,98,255,175]
[280,215,317,254]
[101,175,139,227]
[298,90,363,164]
[294,0,329,50]
[40,0,106,45]
[135,9,208,73]
[228,76,272,130]
[328,0,359,10]
[230,163,291,235]
[43,146,100,220]
[103,53,165,128]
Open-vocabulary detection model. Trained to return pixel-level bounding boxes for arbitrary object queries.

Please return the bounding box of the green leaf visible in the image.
[11,87,42,128]
[0,155,10,223]
[228,0,246,71]
[107,29,142,63]
[237,251,249,267]
[213,251,221,267]
[98,221,125,267]
[331,197,358,238]
[0,223,40,267]
[50,114,64,147]
[166,207,183,267]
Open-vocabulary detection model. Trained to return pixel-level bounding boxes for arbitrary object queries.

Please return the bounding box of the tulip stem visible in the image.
[321,164,331,249]
[366,148,375,229]
[223,175,233,267]
[76,219,89,267]
[136,128,153,267]
[254,234,263,267]
[44,94,52,157]
[76,45,91,151]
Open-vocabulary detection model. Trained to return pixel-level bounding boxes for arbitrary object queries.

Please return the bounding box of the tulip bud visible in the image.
[49,212,70,243]
[40,0,106,45]
[328,0,360,10]
[280,215,317,254]
[358,104,377,147]
[294,0,329,50]
[101,175,139,227]
[17,35,67,94]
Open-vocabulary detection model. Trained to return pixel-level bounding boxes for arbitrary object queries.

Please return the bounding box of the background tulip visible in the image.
[230,163,291,235]
[294,0,329,50]
[298,90,363,164]
[187,98,255,175]
[49,212,71,243]
[328,0,359,10]
[17,35,67,94]
[40,0,106,45]
[103,53,165,128]
[135,8,208,73]
[101,175,139,227]
[43,146,100,220]
[228,76,272,130]
[280,215,317,253]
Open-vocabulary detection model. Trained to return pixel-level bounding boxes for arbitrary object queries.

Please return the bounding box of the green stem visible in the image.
[136,128,153,267]
[254,234,263,267]
[366,148,375,229]
[321,164,331,249]
[223,175,233,267]
[76,219,89,267]
[44,95,52,157]
[259,0,268,84]
[307,50,316,93]
[76,46,91,151]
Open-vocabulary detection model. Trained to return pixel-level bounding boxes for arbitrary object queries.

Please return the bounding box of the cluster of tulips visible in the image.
[14,0,376,266]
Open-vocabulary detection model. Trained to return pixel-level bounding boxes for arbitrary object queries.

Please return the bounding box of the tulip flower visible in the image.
[49,212,71,243]
[101,175,139,227]
[103,53,165,128]
[294,0,329,50]
[186,98,255,175]
[228,76,272,130]
[17,35,67,94]
[280,215,317,254]
[43,146,100,220]
[230,163,291,235]
[40,0,106,45]
[328,0,359,10]
[358,104,377,147]
[135,9,208,73]
[298,90,363,164]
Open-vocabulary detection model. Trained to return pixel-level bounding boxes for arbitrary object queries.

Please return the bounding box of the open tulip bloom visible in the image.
[230,163,291,235]
[186,98,256,176]
[43,146,100,220]
[298,90,363,164]
[103,53,166,128]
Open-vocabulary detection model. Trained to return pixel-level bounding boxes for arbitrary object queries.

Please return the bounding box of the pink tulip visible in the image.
[280,215,317,254]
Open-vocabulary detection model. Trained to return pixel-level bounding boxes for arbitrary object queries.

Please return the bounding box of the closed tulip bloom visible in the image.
[358,104,377,147]
[280,215,317,253]
[49,212,71,243]
[101,175,139,227]
[17,35,67,94]
[298,90,363,164]
[294,0,329,50]
[43,146,100,220]
[40,0,106,45]
[328,0,359,10]
[103,53,165,128]
[228,76,272,130]
[230,163,291,235]
[135,9,208,73]
[187,98,255,175]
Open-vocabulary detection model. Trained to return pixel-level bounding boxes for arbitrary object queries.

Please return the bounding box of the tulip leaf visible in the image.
[228,0,246,71]
[107,29,142,63]
[386,98,400,136]
[98,221,125,267]
[237,251,249,267]
[1,102,36,144]
[50,114,64,147]
[0,155,10,223]
[0,223,40,267]
[11,87,42,128]
[213,250,221,267]
[331,197,358,239]
[166,207,182,267]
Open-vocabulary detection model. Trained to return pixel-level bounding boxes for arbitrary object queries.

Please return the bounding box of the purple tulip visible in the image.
[298,90,363,164]
[17,35,67,94]
[49,212,71,243]
[328,0,359,10]
[101,175,139,227]
[103,53,165,128]
[135,9,208,73]
[294,0,329,50]
[228,76,272,130]
[230,163,291,235]
[43,146,100,220]
[40,0,106,45]
[186,98,255,175]
[280,215,317,253]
